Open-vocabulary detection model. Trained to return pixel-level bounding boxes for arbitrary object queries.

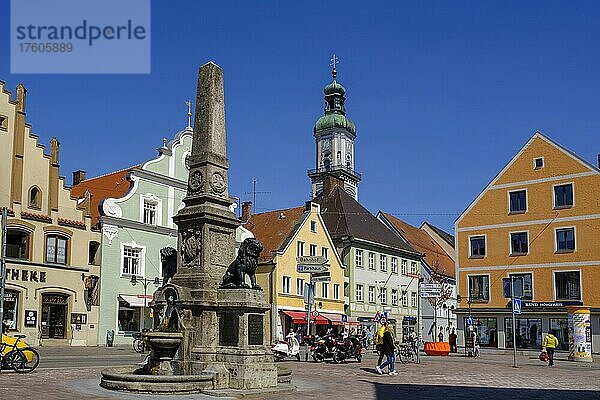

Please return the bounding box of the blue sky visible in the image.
[2,1,600,233]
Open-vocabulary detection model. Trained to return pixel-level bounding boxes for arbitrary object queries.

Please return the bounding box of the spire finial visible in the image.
[330,54,339,80]
[186,100,192,129]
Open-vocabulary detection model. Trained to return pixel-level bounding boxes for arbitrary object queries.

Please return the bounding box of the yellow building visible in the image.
[455,132,600,353]
[0,81,101,346]
[246,202,347,341]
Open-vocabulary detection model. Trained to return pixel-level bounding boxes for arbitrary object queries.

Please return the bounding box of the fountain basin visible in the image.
[143,331,183,362]
[100,366,213,393]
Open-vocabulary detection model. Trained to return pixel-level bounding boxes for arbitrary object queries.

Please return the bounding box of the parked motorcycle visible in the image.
[310,335,336,362]
[271,333,300,362]
[332,336,363,363]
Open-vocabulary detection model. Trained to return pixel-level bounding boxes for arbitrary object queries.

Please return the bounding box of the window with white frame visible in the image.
[368,286,375,303]
[411,292,417,307]
[322,247,329,260]
[554,184,574,208]
[356,249,363,268]
[356,284,364,302]
[380,255,387,272]
[297,241,305,257]
[410,261,417,275]
[556,228,575,252]
[401,291,408,307]
[297,278,305,296]
[510,232,529,255]
[322,282,329,298]
[401,259,407,275]
[140,194,161,226]
[282,276,291,294]
[391,289,398,305]
[391,257,398,274]
[509,190,527,213]
[309,244,317,256]
[368,252,375,270]
[380,288,387,304]
[554,271,581,300]
[122,246,142,276]
[469,275,490,301]
[310,220,317,232]
[470,236,486,257]
[143,200,158,225]
[333,284,340,300]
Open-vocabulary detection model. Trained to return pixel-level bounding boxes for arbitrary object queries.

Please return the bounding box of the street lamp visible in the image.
[130,275,161,331]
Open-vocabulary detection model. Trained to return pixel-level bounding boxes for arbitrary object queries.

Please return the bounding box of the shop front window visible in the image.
[118,299,141,333]
[3,290,19,330]
[549,318,570,351]
[465,317,497,347]
[505,318,542,349]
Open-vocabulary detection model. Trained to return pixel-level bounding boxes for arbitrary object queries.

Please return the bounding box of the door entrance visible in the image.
[41,293,68,339]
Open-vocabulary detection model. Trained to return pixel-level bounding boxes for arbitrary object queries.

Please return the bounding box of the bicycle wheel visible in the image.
[133,339,144,353]
[397,349,407,364]
[12,347,40,373]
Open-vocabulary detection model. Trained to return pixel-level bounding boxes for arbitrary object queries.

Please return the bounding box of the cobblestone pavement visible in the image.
[1,351,599,400]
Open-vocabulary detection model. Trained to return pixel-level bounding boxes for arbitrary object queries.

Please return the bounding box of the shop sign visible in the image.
[24,310,37,327]
[3,291,18,301]
[5,268,47,283]
[523,301,583,308]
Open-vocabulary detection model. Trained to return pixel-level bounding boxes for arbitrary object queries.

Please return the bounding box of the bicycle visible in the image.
[397,343,417,364]
[132,332,145,353]
[0,334,40,373]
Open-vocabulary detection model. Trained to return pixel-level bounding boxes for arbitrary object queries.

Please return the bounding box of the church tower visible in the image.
[309,55,361,199]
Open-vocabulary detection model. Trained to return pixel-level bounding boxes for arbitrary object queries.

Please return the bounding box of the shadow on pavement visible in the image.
[367,382,600,400]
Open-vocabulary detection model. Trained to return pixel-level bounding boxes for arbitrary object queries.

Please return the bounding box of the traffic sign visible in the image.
[297,255,327,265]
[311,275,331,283]
[467,316,474,326]
[311,310,319,318]
[513,298,522,315]
[297,264,330,273]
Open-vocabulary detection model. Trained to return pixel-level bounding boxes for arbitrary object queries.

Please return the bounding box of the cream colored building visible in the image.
[0,81,101,346]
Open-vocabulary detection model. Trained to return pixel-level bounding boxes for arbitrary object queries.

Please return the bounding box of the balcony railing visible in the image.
[307,165,362,180]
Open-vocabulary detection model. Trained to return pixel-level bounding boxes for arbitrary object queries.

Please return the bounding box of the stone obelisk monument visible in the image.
[164,62,277,390]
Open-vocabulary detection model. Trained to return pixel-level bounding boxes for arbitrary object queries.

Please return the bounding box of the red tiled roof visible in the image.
[380,212,455,278]
[70,167,134,225]
[245,206,307,263]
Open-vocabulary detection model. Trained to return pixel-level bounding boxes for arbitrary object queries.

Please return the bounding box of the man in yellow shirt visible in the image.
[542,330,559,367]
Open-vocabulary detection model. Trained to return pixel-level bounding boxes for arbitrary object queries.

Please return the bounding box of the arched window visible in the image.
[7,228,31,260]
[28,186,41,209]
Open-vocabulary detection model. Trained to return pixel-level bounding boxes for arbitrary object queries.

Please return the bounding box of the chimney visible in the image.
[73,170,87,186]
[321,173,344,197]
[241,201,252,222]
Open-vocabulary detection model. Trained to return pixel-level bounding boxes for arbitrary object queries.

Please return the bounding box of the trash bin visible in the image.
[106,329,115,347]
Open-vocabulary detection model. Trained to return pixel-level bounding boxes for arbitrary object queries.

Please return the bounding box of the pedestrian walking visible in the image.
[438,328,444,342]
[449,328,457,353]
[375,320,387,371]
[376,325,397,376]
[473,330,480,357]
[542,330,559,367]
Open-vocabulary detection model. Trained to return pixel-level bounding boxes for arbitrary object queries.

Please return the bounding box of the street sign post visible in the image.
[297,256,327,265]
[420,283,442,298]
[311,274,331,283]
[297,264,330,273]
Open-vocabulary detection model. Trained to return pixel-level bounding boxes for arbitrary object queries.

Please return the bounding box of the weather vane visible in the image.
[185,100,192,129]
[330,54,339,79]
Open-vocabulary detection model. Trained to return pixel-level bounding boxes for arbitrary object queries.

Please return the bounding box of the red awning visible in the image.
[321,313,344,326]
[281,310,329,325]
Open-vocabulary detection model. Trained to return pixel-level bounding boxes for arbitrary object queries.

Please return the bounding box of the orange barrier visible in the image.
[424,341,450,356]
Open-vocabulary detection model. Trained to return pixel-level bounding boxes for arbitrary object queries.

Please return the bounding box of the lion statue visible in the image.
[220,238,264,290]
